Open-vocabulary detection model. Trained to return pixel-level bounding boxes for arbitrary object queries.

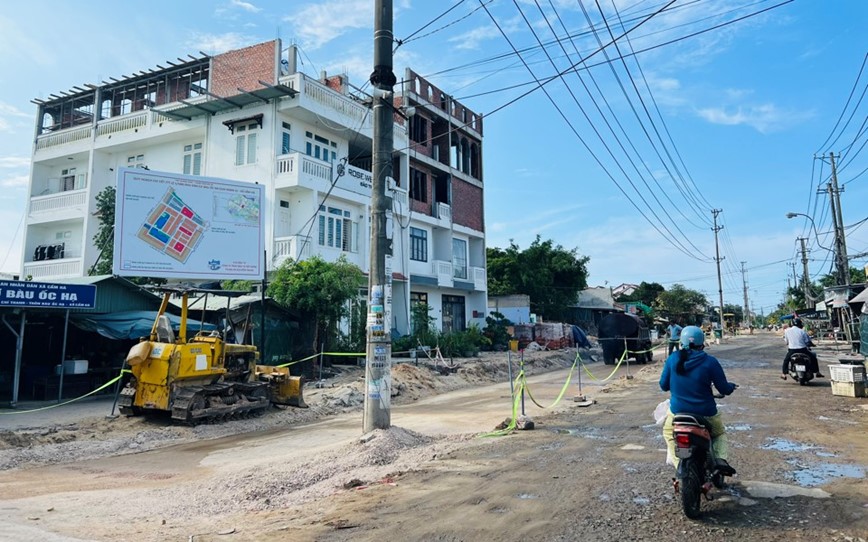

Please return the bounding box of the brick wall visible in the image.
[452,178,483,231]
[211,40,278,98]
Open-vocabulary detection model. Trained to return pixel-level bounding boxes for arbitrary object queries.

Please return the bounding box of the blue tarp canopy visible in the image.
[71,311,216,340]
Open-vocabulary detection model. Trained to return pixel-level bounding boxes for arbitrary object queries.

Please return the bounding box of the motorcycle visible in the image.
[672,388,737,519]
[787,351,815,386]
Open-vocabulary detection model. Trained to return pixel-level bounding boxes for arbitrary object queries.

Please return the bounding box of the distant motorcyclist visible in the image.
[660,326,738,469]
[781,318,823,379]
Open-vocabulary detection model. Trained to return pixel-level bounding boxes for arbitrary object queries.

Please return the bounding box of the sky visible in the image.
[1,0,867,317]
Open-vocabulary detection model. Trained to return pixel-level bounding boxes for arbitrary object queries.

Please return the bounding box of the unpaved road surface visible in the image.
[0,334,866,542]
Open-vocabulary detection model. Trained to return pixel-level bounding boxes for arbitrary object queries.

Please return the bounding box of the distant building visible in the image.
[488,294,531,324]
[568,287,619,335]
[612,283,638,299]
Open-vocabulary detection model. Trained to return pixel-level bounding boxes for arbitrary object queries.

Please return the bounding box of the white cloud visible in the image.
[696,104,814,133]
[187,32,255,54]
[283,1,371,50]
[230,0,262,13]
[0,174,27,188]
[448,25,502,51]
[0,156,30,169]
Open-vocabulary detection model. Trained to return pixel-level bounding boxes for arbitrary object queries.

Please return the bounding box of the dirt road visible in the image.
[0,334,866,542]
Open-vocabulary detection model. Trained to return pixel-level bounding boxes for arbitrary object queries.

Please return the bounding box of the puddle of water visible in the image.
[742,480,831,499]
[787,461,865,487]
[633,497,650,505]
[762,438,816,452]
[729,424,752,431]
[517,493,539,500]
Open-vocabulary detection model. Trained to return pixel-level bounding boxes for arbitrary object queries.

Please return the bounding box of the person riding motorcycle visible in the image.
[660,326,738,469]
[781,318,822,380]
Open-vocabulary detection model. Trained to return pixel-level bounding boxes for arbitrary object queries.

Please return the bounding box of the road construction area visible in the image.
[0,333,866,542]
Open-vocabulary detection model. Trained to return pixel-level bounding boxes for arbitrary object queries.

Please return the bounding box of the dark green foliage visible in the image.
[268,255,365,352]
[655,284,709,324]
[483,311,513,350]
[487,235,589,321]
[90,186,115,276]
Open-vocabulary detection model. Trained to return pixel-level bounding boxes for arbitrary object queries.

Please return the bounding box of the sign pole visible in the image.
[58,309,70,402]
[12,311,25,407]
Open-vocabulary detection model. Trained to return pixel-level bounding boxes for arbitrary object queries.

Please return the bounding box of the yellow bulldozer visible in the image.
[118,288,306,424]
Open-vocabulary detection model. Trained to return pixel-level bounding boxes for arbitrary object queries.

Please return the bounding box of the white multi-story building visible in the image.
[22,40,487,334]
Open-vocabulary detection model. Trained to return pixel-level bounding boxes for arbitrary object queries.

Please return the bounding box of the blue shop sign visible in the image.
[0,280,97,309]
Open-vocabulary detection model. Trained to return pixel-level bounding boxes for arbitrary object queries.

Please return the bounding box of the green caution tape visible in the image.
[0,369,128,415]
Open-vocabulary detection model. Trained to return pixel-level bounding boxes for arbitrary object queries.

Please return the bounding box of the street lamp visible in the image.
[785,212,833,252]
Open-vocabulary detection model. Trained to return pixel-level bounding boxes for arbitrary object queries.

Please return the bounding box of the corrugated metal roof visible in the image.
[51,276,164,314]
[168,293,270,312]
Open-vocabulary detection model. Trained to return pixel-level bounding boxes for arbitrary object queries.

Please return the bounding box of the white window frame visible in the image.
[318,205,358,253]
[305,130,338,163]
[235,122,259,166]
[183,142,203,175]
[452,238,467,280]
[281,122,292,155]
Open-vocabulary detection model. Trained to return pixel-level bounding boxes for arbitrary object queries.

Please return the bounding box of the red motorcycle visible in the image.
[672,389,738,518]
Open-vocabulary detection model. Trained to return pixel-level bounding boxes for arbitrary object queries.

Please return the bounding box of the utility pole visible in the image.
[740,261,750,325]
[364,0,395,432]
[788,262,798,292]
[829,152,849,286]
[797,237,812,308]
[712,209,725,340]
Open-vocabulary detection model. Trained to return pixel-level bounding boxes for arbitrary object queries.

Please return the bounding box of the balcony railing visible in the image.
[35,126,92,150]
[29,189,87,215]
[273,235,312,264]
[302,76,372,129]
[472,266,487,291]
[95,111,148,136]
[436,202,452,222]
[276,153,333,189]
[23,258,82,280]
[434,260,453,287]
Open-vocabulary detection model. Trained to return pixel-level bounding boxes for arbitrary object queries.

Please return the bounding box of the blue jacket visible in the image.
[659,349,735,416]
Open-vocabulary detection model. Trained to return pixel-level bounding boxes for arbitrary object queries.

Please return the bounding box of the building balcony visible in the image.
[28,189,88,223]
[279,73,373,134]
[35,125,92,152]
[275,152,334,192]
[433,260,453,288]
[23,257,83,280]
[273,235,312,267]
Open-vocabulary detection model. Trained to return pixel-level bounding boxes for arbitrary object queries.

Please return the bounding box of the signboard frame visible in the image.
[0,280,97,309]
[113,168,265,280]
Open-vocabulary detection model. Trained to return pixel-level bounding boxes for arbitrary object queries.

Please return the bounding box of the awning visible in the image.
[71,311,215,340]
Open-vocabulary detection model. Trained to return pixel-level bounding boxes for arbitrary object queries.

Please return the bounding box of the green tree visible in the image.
[818,266,865,287]
[89,186,116,276]
[89,185,166,286]
[486,236,589,321]
[267,255,364,351]
[221,280,254,292]
[655,284,709,324]
[615,281,665,306]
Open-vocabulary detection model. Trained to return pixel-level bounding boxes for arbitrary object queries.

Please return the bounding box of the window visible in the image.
[409,115,428,146]
[317,205,358,253]
[281,122,291,155]
[183,143,202,175]
[59,168,85,191]
[305,131,337,162]
[410,168,427,202]
[234,122,259,165]
[127,154,145,168]
[410,227,427,262]
[452,238,467,280]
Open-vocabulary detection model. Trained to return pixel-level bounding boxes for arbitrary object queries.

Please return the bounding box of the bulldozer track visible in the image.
[171,382,270,425]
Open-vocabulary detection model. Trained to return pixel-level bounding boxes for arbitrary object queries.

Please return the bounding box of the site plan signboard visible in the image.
[113,168,264,280]
[0,280,96,309]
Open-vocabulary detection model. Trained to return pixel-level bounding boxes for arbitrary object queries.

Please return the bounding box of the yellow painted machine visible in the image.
[118,289,306,424]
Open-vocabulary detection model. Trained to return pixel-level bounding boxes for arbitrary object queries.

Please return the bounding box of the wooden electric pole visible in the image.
[364,0,395,432]
[740,261,749,325]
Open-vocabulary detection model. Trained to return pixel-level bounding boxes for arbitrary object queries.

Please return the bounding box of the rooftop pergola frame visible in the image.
[33,55,211,134]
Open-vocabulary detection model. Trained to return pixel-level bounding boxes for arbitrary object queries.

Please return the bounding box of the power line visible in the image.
[493,0,711,260]
[815,52,868,154]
